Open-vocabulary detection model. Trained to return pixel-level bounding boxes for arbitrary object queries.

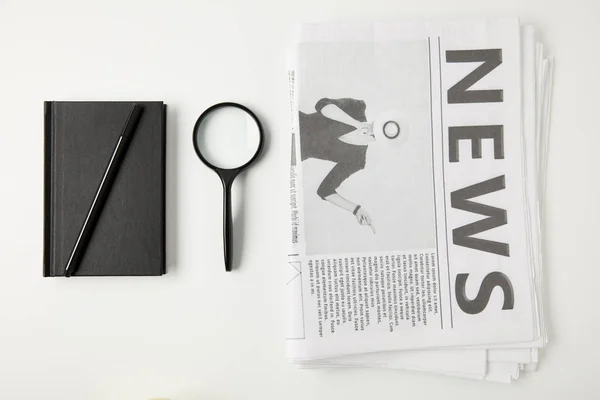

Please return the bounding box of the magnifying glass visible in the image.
[192,102,264,272]
[383,120,400,139]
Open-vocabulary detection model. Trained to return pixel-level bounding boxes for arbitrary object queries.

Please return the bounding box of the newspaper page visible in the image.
[286,19,541,360]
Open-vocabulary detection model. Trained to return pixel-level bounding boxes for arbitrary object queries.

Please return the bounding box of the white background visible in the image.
[0,0,598,399]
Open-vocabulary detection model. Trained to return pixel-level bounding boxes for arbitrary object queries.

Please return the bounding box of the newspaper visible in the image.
[286,19,552,382]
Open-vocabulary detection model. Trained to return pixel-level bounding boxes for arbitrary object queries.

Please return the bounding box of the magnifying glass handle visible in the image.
[220,174,236,272]
[223,183,233,272]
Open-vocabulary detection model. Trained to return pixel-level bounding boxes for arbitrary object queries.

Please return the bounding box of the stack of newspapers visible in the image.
[286,18,553,383]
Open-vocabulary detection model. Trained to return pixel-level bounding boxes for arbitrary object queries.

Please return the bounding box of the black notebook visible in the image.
[44,101,167,276]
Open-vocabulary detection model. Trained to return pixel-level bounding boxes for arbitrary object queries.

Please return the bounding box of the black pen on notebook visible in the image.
[64,104,145,277]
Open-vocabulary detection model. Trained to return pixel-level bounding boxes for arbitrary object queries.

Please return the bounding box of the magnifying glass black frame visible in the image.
[192,102,265,272]
[383,120,400,139]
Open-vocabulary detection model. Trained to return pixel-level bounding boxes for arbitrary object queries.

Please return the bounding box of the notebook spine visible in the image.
[43,101,53,277]
[161,103,167,275]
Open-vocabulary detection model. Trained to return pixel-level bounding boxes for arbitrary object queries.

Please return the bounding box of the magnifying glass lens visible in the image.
[383,121,400,139]
[194,106,261,169]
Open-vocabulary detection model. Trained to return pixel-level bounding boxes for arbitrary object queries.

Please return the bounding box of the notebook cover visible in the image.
[43,101,166,276]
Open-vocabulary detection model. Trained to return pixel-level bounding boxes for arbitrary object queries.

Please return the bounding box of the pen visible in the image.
[64,104,145,277]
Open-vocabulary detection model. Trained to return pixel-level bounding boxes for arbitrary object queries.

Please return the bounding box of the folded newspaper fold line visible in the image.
[286,18,553,383]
